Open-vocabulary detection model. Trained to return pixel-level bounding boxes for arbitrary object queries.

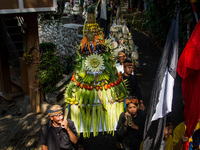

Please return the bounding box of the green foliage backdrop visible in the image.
[144,0,198,53]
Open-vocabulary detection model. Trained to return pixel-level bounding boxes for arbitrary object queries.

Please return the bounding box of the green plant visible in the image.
[36,44,63,93]
[39,42,56,53]
[87,4,96,13]
[143,0,196,52]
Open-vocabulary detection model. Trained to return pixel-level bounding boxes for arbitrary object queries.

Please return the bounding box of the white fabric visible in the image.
[151,68,174,121]
[116,63,134,75]
[116,63,124,74]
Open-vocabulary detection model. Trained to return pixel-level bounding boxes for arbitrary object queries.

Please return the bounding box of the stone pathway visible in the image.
[0,97,48,150]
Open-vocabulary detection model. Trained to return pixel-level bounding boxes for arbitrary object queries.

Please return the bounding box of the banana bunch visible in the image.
[98,72,110,82]
[83,74,95,84]
[64,81,76,104]
[64,81,81,105]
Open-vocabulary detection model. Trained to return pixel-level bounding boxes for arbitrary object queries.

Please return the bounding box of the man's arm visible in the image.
[66,127,78,144]
[116,112,127,136]
[62,120,78,144]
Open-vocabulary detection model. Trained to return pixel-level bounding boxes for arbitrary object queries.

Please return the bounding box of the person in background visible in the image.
[116,51,126,74]
[116,98,145,150]
[107,0,116,36]
[173,119,200,150]
[122,59,145,111]
[39,105,78,150]
[192,129,200,150]
[165,116,174,150]
[139,115,173,150]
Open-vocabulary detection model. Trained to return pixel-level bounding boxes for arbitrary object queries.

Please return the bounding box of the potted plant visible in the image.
[36,42,63,103]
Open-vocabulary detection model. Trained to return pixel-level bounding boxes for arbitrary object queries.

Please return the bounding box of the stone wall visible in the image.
[38,20,77,58]
[38,18,83,74]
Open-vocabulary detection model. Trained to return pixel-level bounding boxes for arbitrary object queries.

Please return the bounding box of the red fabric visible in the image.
[183,141,189,150]
[177,20,200,150]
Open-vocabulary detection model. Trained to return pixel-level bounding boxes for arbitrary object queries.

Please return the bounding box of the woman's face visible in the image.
[127,103,138,116]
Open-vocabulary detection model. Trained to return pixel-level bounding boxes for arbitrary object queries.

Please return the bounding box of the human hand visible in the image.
[61,120,69,130]
[125,112,131,120]
[181,136,189,143]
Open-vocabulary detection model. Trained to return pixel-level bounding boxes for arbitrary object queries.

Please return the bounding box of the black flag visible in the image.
[142,5,180,150]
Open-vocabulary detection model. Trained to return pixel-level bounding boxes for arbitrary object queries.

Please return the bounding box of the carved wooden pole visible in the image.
[24,13,42,113]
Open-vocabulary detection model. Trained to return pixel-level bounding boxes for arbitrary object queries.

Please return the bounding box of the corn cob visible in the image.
[110,86,117,101]
[84,89,90,107]
[79,88,86,106]
[106,88,112,103]
[89,89,94,107]
[76,87,82,102]
[102,87,107,107]
[97,90,102,103]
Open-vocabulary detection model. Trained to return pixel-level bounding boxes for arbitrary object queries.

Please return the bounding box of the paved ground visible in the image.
[0,25,184,150]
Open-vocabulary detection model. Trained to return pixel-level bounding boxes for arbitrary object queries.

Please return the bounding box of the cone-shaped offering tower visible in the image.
[64,12,128,138]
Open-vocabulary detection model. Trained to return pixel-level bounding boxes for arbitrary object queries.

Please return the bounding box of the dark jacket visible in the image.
[116,110,145,150]
[122,74,143,100]
[39,119,77,150]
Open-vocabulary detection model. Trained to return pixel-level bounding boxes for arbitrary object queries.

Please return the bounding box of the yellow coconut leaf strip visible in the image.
[88,108,92,138]
[92,106,97,137]
[77,106,81,136]
[96,105,101,135]
[120,102,124,113]
[109,104,113,134]
[112,103,116,136]
[71,105,75,125]
[100,105,105,135]
[116,102,120,122]
[105,104,110,134]
[86,106,92,137]
[80,106,86,138]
